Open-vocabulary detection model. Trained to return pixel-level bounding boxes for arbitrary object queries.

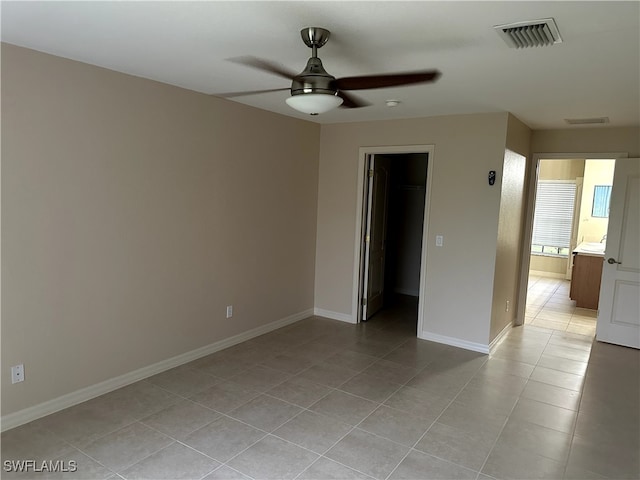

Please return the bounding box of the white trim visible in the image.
[352,145,435,330]
[529,270,567,279]
[313,308,356,324]
[418,330,489,354]
[489,321,513,353]
[1,309,313,432]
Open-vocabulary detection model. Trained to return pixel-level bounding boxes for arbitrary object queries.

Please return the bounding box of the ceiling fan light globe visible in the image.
[285,93,343,115]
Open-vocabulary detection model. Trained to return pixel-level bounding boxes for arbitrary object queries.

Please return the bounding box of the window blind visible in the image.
[532,181,577,248]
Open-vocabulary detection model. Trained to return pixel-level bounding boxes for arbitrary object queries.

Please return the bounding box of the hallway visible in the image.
[525,275,597,337]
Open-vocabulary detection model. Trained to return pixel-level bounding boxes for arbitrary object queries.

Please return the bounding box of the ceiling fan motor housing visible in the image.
[290,57,338,96]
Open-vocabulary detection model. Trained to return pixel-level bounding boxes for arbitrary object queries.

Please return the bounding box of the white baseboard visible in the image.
[418,330,489,354]
[489,321,513,353]
[1,309,313,432]
[313,308,356,324]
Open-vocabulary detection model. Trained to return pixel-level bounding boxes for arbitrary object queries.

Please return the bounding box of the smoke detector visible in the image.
[494,18,562,48]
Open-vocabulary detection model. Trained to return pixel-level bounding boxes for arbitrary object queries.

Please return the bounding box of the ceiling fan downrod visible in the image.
[291,27,337,96]
[301,27,331,58]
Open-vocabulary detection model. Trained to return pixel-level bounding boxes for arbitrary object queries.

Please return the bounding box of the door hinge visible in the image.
[365,235,370,243]
[361,297,367,306]
[368,169,374,178]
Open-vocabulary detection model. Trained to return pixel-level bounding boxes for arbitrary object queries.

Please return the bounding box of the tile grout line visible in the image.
[478,308,593,478]
[471,332,555,479]
[289,342,442,479]
[136,339,440,479]
[9,288,614,480]
[73,420,173,478]
[560,338,593,480]
[383,356,490,480]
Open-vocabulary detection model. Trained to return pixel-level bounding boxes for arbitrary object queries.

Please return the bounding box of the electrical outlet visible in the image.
[11,364,24,384]
[505,300,510,312]
[435,235,444,247]
[226,305,233,318]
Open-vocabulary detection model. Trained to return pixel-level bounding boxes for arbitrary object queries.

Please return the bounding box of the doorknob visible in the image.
[607,257,622,265]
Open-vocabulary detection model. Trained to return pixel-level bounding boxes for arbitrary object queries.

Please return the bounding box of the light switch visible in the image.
[436,235,444,247]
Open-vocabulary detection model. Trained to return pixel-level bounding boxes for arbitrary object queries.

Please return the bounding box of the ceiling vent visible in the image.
[494,18,562,48]
[565,117,610,125]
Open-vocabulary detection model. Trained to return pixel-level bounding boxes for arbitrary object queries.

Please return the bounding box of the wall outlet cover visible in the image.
[11,364,24,384]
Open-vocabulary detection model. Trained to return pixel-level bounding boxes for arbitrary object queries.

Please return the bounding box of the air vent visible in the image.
[494,18,562,48]
[565,117,610,125]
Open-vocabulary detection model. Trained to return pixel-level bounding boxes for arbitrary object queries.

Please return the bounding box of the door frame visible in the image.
[515,151,629,326]
[565,177,584,280]
[352,145,435,334]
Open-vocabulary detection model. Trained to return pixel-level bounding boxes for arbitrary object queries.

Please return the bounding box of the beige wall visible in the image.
[532,128,640,157]
[505,113,531,158]
[315,112,510,347]
[538,159,585,181]
[1,44,321,415]
[577,159,615,244]
[490,115,530,341]
[529,255,568,276]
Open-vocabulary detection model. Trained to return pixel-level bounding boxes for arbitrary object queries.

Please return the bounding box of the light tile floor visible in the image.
[525,275,597,337]
[2,293,638,480]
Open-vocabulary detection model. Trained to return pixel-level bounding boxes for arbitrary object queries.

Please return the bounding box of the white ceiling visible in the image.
[2,1,639,129]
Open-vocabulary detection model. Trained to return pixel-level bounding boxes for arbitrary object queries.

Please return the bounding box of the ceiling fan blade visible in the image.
[227,56,298,81]
[337,90,371,109]
[334,70,441,91]
[215,87,290,98]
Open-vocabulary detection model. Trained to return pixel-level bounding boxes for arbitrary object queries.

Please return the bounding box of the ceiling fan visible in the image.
[223,27,441,115]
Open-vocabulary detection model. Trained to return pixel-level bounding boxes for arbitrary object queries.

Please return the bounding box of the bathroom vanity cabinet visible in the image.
[570,252,604,310]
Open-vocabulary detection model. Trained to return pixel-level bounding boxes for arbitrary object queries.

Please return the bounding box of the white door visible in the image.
[596,158,640,349]
[361,155,391,320]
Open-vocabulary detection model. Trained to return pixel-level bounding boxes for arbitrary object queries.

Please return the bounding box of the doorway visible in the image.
[518,155,623,338]
[353,146,433,335]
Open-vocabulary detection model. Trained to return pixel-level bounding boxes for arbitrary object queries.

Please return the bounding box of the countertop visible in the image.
[573,242,606,257]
